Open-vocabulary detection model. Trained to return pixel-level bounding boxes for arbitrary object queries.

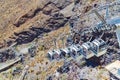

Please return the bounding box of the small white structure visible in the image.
[47,50,55,60]
[61,47,71,57]
[69,45,78,57]
[54,49,63,59]
[48,48,72,60]
[105,60,120,79]
[92,39,107,57]
[71,44,82,56]
[81,42,94,59]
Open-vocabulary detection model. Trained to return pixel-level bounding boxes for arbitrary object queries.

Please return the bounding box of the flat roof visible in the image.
[105,60,120,79]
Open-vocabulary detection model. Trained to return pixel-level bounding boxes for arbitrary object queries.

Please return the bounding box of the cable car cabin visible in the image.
[81,42,94,59]
[60,50,67,58]
[70,44,81,57]
[54,49,68,60]
[47,50,62,60]
[69,45,77,58]
[76,45,84,57]
[47,50,55,60]
[61,48,71,58]
[92,39,107,57]
[47,49,67,60]
[52,49,64,60]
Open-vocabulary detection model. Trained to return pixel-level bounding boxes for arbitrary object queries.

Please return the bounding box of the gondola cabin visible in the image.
[54,49,64,59]
[92,39,107,57]
[69,45,77,58]
[61,48,71,58]
[70,44,81,57]
[81,42,94,59]
[47,50,55,60]
[47,50,61,60]
[52,49,62,60]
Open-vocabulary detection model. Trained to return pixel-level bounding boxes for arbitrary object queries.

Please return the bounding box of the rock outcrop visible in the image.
[0,0,73,48]
[0,0,99,48]
[14,8,42,27]
[13,0,72,27]
[13,12,68,45]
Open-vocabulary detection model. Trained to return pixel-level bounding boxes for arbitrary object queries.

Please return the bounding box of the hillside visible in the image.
[0,0,114,80]
[0,0,73,48]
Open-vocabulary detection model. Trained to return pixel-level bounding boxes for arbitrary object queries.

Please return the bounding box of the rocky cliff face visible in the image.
[0,0,73,48]
[11,12,68,45]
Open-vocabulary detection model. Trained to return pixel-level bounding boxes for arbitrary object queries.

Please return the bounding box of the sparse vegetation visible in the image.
[0,0,119,80]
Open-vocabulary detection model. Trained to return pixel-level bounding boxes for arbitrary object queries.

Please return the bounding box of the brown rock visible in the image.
[43,3,59,15]
[14,7,41,27]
